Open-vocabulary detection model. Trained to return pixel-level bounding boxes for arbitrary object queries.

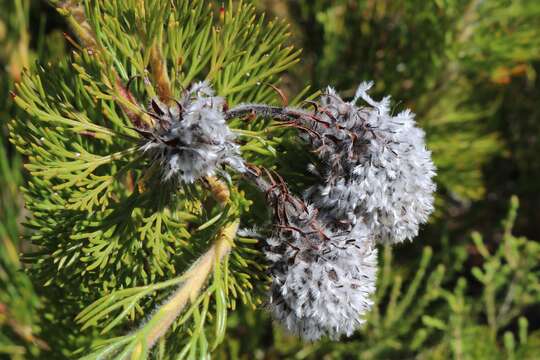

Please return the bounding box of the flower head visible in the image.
[252,172,377,341]
[266,216,378,340]
[305,82,436,244]
[140,82,245,183]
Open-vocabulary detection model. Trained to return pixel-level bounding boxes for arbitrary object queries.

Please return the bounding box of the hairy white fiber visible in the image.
[305,82,436,244]
[264,202,377,340]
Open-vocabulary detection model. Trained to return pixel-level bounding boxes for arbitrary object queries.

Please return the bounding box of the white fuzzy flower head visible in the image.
[140,82,245,183]
[264,199,377,341]
[305,82,436,244]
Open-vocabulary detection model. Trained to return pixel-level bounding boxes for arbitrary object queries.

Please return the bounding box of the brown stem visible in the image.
[56,0,98,49]
[55,1,156,129]
[149,44,173,101]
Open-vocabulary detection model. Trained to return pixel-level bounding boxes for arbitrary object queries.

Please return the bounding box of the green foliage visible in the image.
[2,1,540,359]
[0,1,47,358]
[9,0,300,358]
[423,197,540,359]
[274,0,540,201]
[0,134,43,359]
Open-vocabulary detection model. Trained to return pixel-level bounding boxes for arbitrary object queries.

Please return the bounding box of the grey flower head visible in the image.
[140,81,245,183]
[265,203,378,341]
[305,82,436,244]
[248,170,378,341]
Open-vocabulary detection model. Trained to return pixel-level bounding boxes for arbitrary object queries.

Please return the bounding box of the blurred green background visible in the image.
[1,0,540,358]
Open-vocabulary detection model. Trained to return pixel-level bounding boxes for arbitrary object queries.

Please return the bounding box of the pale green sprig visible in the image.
[10,1,296,358]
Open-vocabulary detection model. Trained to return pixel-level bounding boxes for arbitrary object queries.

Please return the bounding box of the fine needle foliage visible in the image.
[1,0,63,357]
[0,134,43,359]
[5,1,540,360]
[9,0,301,358]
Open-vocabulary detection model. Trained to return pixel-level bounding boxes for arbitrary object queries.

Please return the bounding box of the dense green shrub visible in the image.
[1,1,539,359]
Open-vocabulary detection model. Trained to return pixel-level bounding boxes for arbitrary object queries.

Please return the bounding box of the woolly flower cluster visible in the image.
[135,79,435,341]
[140,82,245,183]
[260,82,435,340]
[305,82,436,244]
[264,199,377,341]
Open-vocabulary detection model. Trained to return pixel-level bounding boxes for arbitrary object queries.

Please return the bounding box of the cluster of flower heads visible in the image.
[239,83,435,340]
[140,82,245,183]
[137,80,435,341]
